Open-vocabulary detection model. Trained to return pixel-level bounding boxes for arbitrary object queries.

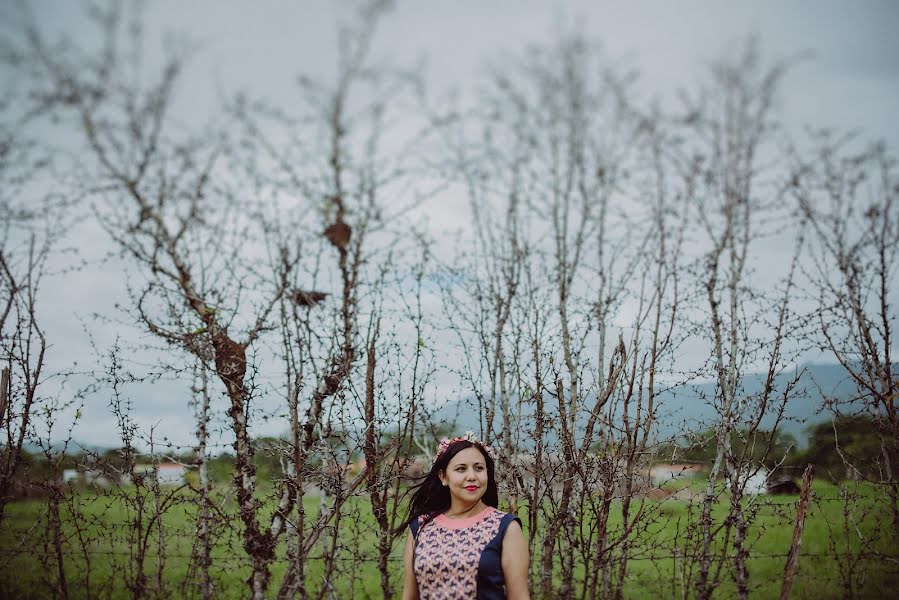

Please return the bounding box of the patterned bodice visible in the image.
[410,506,519,600]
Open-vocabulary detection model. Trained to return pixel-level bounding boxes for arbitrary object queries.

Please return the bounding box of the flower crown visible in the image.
[433,431,495,464]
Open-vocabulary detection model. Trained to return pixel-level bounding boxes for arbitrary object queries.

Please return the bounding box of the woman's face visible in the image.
[439,446,489,504]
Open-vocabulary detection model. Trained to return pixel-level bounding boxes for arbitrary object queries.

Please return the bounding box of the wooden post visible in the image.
[780,464,815,600]
[0,367,9,423]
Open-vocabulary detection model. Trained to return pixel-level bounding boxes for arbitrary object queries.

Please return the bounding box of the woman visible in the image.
[401,433,530,600]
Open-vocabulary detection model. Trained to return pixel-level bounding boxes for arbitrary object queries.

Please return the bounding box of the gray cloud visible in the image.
[8,0,897,447]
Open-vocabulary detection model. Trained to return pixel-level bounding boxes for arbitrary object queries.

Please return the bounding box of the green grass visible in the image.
[1,488,397,599]
[616,483,898,599]
[1,482,897,599]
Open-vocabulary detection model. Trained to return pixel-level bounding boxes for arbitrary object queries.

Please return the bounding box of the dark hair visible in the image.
[397,439,498,535]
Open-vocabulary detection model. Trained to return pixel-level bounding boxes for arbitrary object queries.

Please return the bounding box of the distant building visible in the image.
[83,469,119,488]
[728,467,768,495]
[744,469,768,495]
[648,463,705,484]
[156,463,186,485]
[767,478,801,495]
[133,463,186,486]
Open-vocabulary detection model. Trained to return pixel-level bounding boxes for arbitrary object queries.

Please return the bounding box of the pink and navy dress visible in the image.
[409,506,521,599]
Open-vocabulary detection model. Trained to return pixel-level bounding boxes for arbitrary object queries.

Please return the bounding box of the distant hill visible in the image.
[21,440,109,455]
[434,363,869,448]
[651,363,867,446]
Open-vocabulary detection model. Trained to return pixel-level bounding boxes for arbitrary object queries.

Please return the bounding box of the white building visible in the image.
[133,463,187,486]
[744,469,769,495]
[727,467,769,495]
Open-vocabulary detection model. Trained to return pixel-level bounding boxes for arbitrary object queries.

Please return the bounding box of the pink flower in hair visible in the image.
[433,431,494,464]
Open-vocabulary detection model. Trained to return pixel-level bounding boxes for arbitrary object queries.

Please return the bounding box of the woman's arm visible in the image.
[402,530,419,600]
[501,520,531,600]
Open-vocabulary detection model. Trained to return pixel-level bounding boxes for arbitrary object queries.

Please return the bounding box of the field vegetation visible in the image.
[1,481,896,599]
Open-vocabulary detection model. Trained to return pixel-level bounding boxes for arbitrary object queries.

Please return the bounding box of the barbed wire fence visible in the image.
[2,471,898,598]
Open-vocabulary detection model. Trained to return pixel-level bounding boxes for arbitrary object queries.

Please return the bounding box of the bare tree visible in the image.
[439,36,691,598]
[187,360,216,600]
[673,44,806,600]
[0,69,65,523]
[794,136,899,533]
[0,236,48,522]
[13,4,305,595]
[8,0,414,593]
[216,3,435,597]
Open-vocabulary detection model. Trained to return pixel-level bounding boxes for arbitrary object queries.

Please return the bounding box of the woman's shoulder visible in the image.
[408,511,440,535]
[475,507,521,530]
[491,507,520,519]
[493,509,523,535]
[408,514,422,536]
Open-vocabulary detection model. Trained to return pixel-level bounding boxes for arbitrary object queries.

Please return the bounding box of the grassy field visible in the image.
[1,481,897,599]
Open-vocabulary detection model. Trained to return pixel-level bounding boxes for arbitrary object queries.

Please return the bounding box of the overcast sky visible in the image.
[8,0,899,450]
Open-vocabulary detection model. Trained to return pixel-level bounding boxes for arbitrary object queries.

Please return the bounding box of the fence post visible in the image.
[780,464,815,600]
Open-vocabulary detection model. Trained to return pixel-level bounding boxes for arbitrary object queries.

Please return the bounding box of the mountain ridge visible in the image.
[434,362,869,448]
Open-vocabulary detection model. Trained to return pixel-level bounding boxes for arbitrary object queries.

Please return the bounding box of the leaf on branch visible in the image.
[213,334,246,392]
[323,220,351,249]
[291,289,329,308]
